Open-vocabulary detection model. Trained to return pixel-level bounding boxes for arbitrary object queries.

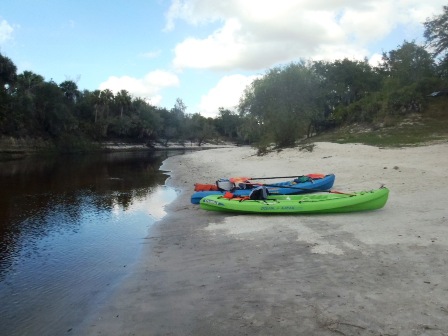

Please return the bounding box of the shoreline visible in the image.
[0,138,235,160]
[81,142,448,335]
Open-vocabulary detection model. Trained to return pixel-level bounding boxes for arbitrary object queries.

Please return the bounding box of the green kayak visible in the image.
[199,187,389,214]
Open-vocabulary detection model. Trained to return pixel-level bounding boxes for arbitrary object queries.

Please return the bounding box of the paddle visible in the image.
[236,181,355,196]
[230,174,326,182]
[248,182,313,189]
[248,175,303,180]
[237,181,322,193]
[231,175,315,181]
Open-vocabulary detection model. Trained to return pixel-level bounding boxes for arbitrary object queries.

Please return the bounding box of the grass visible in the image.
[307,98,448,147]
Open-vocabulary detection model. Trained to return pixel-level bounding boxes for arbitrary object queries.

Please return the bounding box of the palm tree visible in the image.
[91,90,102,123]
[15,71,44,96]
[115,89,132,119]
[99,89,114,119]
[59,80,80,104]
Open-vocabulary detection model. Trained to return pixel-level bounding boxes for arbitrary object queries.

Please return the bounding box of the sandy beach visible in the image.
[81,142,448,335]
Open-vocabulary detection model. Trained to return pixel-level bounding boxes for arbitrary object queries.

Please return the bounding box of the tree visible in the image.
[16,71,45,95]
[163,98,187,142]
[89,90,102,123]
[313,58,381,106]
[214,108,240,140]
[185,113,216,146]
[310,58,382,129]
[59,80,80,104]
[115,89,132,119]
[380,41,435,86]
[424,6,448,60]
[424,6,448,77]
[9,71,45,134]
[84,89,110,138]
[377,41,437,117]
[0,53,17,131]
[239,61,323,148]
[33,81,77,137]
[99,89,114,119]
[172,97,187,116]
[131,98,162,140]
[0,53,17,95]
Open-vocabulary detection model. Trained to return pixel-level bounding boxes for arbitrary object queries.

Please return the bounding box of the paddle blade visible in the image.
[194,183,219,191]
[229,177,251,183]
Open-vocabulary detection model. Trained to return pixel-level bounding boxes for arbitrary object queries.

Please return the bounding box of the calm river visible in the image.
[0,150,181,336]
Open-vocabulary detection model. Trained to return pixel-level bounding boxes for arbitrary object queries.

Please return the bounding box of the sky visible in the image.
[0,0,446,118]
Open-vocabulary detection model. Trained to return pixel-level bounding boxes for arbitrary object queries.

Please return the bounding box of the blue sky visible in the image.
[0,0,446,118]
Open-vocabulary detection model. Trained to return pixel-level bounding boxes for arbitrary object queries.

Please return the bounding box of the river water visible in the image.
[0,150,180,336]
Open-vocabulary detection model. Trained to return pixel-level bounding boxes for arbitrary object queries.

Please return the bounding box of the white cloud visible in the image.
[165,0,228,31]
[338,3,397,44]
[0,19,14,44]
[173,18,245,70]
[139,50,161,59]
[99,70,179,106]
[368,53,384,67]
[167,0,447,71]
[197,74,260,118]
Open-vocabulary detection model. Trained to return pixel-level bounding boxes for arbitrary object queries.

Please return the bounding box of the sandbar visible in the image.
[81,142,448,335]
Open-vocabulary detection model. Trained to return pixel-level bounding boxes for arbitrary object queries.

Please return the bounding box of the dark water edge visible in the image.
[0,149,185,336]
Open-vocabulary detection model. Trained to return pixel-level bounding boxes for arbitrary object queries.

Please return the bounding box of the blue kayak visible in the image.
[191,174,336,204]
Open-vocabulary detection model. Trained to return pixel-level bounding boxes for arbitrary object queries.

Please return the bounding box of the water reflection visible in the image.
[0,150,181,336]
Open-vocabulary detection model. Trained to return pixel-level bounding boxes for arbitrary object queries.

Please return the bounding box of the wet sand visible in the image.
[81,142,448,335]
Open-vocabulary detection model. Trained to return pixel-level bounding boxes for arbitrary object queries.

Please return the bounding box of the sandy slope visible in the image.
[81,142,448,336]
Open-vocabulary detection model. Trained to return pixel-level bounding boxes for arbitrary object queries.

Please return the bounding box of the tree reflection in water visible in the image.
[0,150,181,336]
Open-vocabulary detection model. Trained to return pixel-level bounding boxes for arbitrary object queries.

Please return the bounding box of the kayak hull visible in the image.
[191,174,336,204]
[199,187,389,214]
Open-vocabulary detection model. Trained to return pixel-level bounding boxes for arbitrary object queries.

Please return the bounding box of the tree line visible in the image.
[238,6,448,149]
[0,60,240,151]
[1,6,448,152]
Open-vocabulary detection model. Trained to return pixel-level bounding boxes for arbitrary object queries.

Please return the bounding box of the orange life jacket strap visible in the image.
[223,191,234,199]
[306,173,325,179]
[194,183,219,191]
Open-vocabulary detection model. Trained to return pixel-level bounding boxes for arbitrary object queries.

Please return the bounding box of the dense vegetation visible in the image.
[1,6,448,153]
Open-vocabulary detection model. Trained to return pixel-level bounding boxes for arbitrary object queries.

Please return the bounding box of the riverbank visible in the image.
[103,141,235,151]
[81,142,448,335]
[0,136,234,160]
